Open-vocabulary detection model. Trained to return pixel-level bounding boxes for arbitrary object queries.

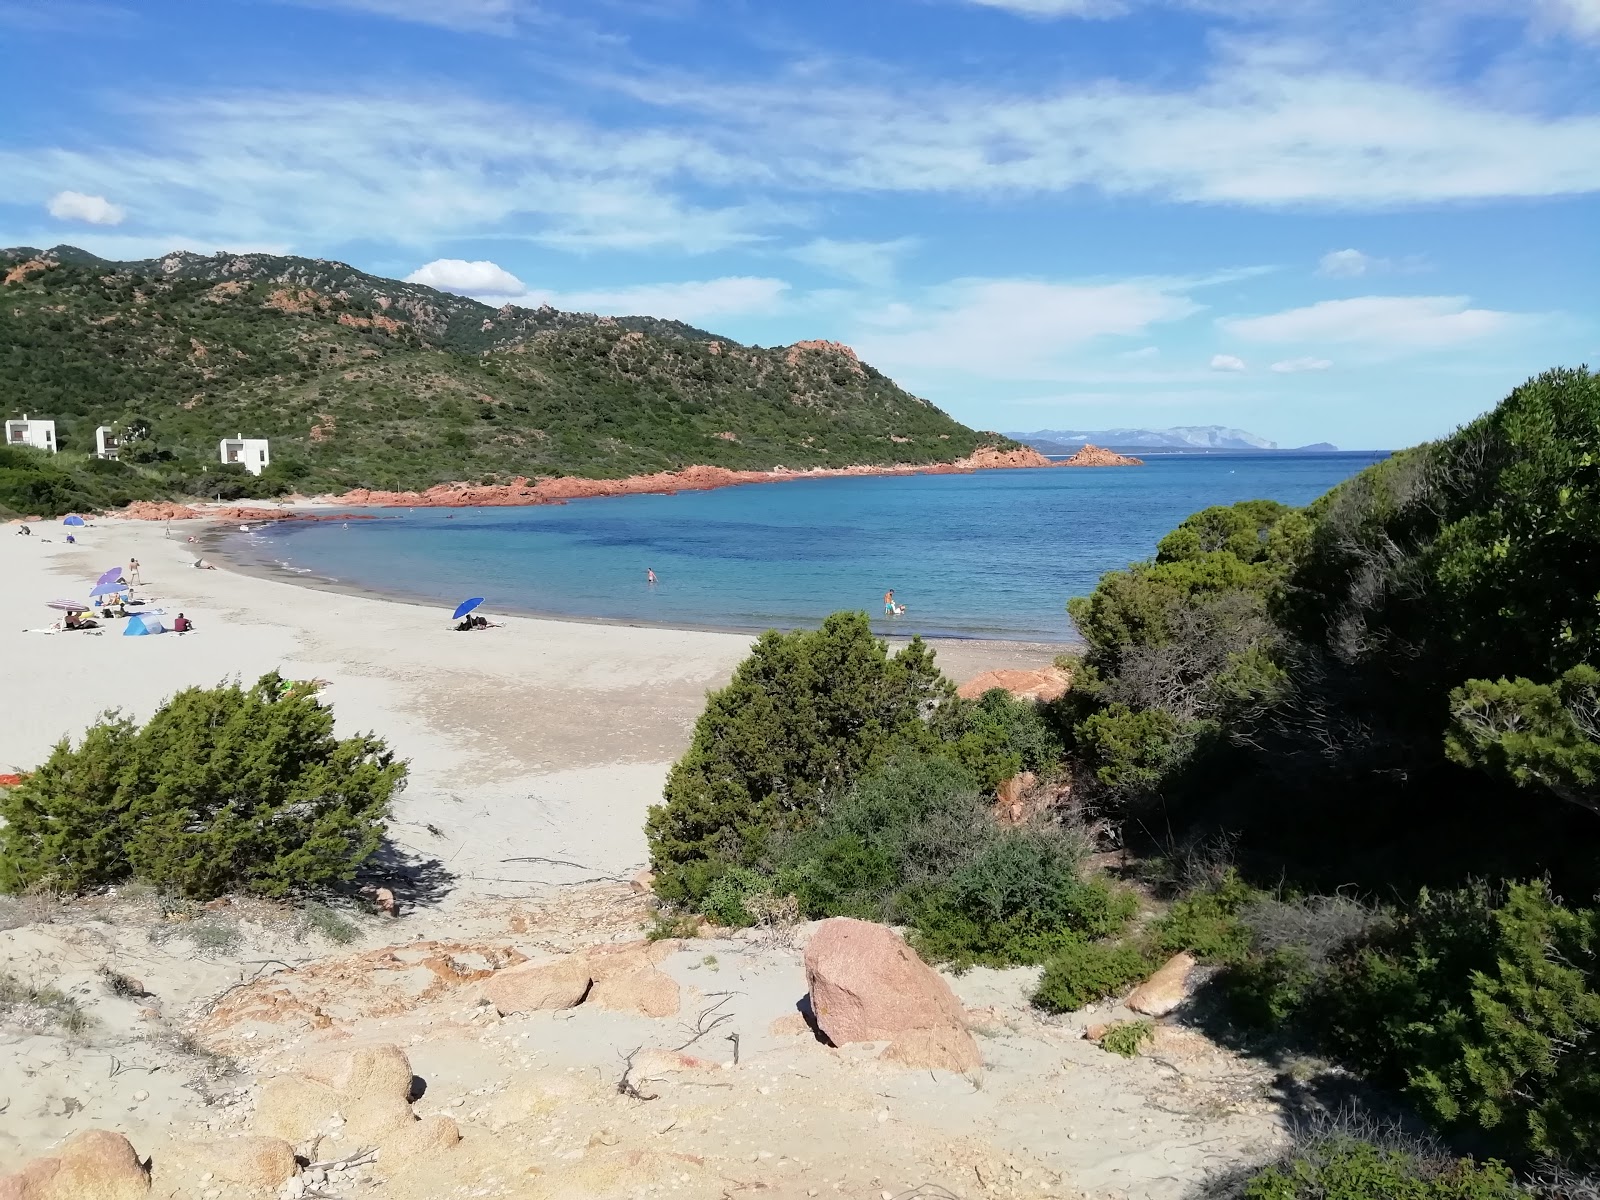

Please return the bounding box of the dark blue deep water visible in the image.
[229,452,1388,642]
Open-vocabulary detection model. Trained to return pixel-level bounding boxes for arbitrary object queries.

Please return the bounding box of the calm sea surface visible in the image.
[226,452,1388,642]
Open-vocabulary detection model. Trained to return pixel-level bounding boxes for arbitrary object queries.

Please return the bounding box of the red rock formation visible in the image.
[1061,444,1143,466]
[956,666,1071,703]
[955,445,1055,469]
[804,918,980,1072]
[784,339,862,370]
[116,501,202,521]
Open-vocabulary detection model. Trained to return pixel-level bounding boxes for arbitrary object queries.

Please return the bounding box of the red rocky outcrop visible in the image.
[804,918,980,1073]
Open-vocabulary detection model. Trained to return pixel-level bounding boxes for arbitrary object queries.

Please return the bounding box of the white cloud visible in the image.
[520,277,790,324]
[0,92,772,256]
[1544,0,1600,39]
[406,258,526,297]
[854,278,1202,378]
[46,190,124,225]
[1318,249,1373,277]
[275,0,520,32]
[612,52,1600,207]
[792,238,916,286]
[1210,353,1248,371]
[1122,345,1161,359]
[1222,296,1529,347]
[961,0,1128,16]
[1270,356,1334,372]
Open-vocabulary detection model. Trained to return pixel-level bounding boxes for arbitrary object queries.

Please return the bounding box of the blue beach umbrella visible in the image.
[62,514,86,527]
[90,581,128,598]
[452,597,485,620]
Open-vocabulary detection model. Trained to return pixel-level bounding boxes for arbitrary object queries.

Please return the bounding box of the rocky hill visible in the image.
[0,247,1014,506]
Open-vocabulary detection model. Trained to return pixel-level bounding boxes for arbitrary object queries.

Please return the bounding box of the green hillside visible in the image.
[0,246,1011,514]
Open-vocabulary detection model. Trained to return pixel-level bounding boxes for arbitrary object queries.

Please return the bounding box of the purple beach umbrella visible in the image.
[96,567,124,586]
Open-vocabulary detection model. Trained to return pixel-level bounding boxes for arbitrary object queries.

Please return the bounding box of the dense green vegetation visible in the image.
[644,613,1105,966]
[645,367,1600,1193]
[0,246,1013,516]
[0,673,404,898]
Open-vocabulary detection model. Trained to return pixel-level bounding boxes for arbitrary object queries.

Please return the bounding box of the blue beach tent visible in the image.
[124,614,166,636]
[62,514,86,526]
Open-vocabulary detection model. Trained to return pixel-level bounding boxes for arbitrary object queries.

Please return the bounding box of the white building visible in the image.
[5,415,57,454]
[220,435,271,476]
[95,426,121,460]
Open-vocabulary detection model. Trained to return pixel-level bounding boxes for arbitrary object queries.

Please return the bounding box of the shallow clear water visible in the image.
[229,452,1388,641]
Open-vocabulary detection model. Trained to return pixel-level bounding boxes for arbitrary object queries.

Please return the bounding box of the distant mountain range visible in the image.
[1006,425,1339,454]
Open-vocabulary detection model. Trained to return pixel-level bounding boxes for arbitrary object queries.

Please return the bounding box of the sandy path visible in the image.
[2,516,1065,903]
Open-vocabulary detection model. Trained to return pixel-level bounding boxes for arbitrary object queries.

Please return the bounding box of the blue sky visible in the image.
[1,0,1596,449]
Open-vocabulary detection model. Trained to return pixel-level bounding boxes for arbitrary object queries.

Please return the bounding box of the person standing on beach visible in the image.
[647,567,657,585]
[128,558,141,585]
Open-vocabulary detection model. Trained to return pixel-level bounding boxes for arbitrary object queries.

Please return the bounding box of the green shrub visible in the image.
[907,828,1134,966]
[1223,945,1321,1027]
[1151,867,1258,960]
[645,614,953,905]
[1073,703,1195,799]
[700,866,769,928]
[1237,1137,1523,1200]
[938,688,1064,790]
[1447,666,1600,816]
[1296,883,1600,1165]
[0,673,405,899]
[1100,1018,1155,1058]
[1033,938,1152,1012]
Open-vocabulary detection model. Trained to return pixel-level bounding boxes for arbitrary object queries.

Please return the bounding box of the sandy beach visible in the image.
[2,513,1066,904]
[0,516,1299,1199]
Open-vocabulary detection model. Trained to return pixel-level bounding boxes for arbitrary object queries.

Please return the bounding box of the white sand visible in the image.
[1,514,1064,903]
[3,519,1295,1196]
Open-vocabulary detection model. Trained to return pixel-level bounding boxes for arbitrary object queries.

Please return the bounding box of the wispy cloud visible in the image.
[792,237,917,287]
[0,91,772,255]
[1317,249,1375,277]
[608,49,1600,207]
[517,277,790,322]
[1210,353,1248,371]
[1270,356,1333,372]
[399,258,791,321]
[854,277,1203,378]
[1222,296,1532,348]
[959,0,1129,17]
[271,0,524,33]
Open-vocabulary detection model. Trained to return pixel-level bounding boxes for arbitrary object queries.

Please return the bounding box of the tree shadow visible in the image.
[1176,979,1444,1198]
[356,838,456,909]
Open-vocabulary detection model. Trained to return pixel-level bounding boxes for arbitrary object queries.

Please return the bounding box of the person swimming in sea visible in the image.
[884,589,896,615]
[647,567,657,585]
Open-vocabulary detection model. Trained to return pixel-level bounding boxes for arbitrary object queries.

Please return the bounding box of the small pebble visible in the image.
[132,1090,149,1102]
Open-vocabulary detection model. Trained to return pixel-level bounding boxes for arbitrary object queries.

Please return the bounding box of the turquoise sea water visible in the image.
[228,452,1388,642]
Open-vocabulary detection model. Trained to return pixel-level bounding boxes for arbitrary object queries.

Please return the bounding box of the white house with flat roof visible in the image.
[220,435,271,476]
[95,426,121,460]
[6,415,57,454]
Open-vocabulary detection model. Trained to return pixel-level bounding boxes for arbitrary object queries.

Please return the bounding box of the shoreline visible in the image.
[199,519,1080,648]
[109,444,1142,523]
[3,519,1068,899]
